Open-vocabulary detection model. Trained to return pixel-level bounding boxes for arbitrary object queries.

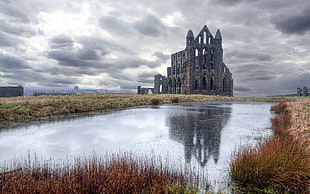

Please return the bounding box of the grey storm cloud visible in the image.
[137,71,158,84]
[78,36,135,55]
[0,20,36,37]
[47,50,103,68]
[98,16,135,36]
[226,51,273,62]
[234,86,252,92]
[0,1,31,23]
[0,32,19,47]
[154,51,170,61]
[213,0,258,6]
[133,14,166,37]
[271,7,310,35]
[0,54,30,71]
[50,34,74,49]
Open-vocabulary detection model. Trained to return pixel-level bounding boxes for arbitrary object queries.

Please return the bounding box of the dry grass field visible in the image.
[0,94,240,127]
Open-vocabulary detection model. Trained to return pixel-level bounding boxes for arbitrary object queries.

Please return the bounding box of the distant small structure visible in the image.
[297,87,310,97]
[74,86,79,94]
[0,86,24,97]
[137,86,154,94]
[33,92,75,96]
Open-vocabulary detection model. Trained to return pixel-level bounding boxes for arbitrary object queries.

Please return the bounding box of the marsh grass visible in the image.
[0,153,204,193]
[230,136,309,193]
[230,101,310,193]
[270,110,291,137]
[270,102,287,114]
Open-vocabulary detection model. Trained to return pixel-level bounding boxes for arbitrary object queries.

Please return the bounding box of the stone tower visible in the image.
[154,25,233,96]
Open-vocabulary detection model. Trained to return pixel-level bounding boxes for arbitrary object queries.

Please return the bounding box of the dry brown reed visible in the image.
[230,100,310,193]
[230,136,309,193]
[270,110,291,137]
[270,102,287,114]
[0,153,202,193]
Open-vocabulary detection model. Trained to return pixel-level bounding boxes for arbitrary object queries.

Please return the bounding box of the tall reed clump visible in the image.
[0,153,201,193]
[230,136,309,193]
[230,102,310,193]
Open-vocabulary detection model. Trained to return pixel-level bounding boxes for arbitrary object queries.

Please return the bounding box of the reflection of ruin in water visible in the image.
[166,104,231,167]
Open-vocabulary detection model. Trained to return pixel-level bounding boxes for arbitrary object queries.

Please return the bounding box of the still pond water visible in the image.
[0,102,273,191]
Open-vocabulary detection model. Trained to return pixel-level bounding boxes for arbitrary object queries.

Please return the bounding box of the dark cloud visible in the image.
[0,54,30,71]
[226,51,273,62]
[0,1,31,23]
[137,71,158,84]
[0,20,36,37]
[98,16,134,36]
[47,50,103,68]
[78,36,135,55]
[213,0,258,6]
[0,32,19,47]
[234,86,252,92]
[154,51,170,61]
[50,34,74,49]
[134,14,166,37]
[271,7,310,35]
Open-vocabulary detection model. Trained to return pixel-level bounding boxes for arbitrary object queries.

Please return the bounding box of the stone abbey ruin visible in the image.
[139,25,233,96]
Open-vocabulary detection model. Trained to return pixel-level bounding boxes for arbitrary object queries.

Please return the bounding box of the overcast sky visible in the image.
[1,0,309,96]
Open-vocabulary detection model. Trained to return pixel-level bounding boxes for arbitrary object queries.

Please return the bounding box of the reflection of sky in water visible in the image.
[0,102,273,191]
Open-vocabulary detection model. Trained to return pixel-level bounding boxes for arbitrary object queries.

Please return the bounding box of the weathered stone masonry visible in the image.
[154,25,233,96]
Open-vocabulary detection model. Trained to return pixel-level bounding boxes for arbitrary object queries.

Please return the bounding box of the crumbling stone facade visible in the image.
[154,25,233,96]
[0,86,24,97]
[137,86,154,94]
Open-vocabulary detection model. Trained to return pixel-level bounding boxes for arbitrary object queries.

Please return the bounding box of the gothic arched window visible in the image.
[202,77,207,90]
[194,80,199,90]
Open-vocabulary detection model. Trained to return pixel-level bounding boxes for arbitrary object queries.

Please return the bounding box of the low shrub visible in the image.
[170,97,180,103]
[230,136,310,193]
[150,98,161,105]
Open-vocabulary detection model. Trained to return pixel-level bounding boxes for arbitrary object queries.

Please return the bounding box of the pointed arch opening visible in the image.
[195,48,199,57]
[194,80,199,90]
[223,78,226,92]
[177,77,182,94]
[202,76,207,90]
[210,76,215,90]
[203,31,207,44]
[208,36,211,44]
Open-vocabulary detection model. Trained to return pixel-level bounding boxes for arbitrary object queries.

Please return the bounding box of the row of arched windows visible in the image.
[194,77,228,91]
[198,31,212,44]
[195,48,215,59]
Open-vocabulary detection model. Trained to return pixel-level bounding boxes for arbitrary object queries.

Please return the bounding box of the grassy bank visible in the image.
[0,153,203,193]
[0,94,240,128]
[230,99,310,193]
